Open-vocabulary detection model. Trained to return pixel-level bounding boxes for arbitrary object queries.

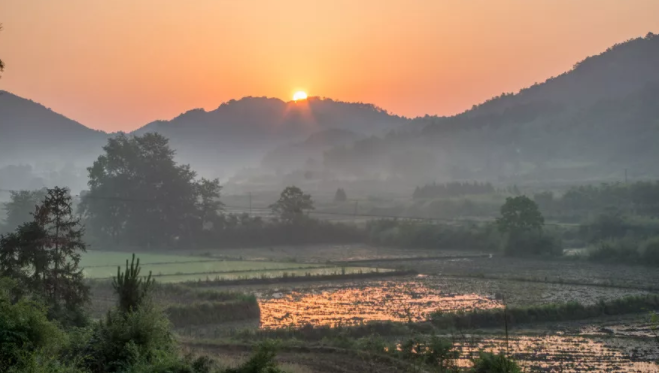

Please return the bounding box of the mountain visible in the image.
[0,91,107,166]
[324,32,659,184]
[133,96,408,174]
[261,128,366,172]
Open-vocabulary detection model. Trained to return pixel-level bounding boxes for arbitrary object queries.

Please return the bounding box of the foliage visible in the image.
[0,187,89,326]
[470,352,521,373]
[205,213,364,247]
[586,236,659,266]
[366,219,501,252]
[495,196,558,257]
[2,189,46,231]
[414,182,495,199]
[496,196,544,234]
[0,278,67,372]
[81,304,176,373]
[80,133,222,248]
[113,254,154,313]
[395,334,461,372]
[222,342,285,373]
[334,188,347,202]
[269,186,314,223]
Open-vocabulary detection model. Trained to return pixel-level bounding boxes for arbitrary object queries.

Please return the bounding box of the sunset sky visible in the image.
[2,0,659,132]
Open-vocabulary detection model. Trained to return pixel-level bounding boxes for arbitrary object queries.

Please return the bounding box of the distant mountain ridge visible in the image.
[324,32,659,183]
[2,32,659,183]
[0,90,107,166]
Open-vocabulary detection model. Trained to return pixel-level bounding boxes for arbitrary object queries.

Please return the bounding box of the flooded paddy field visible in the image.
[453,335,658,372]
[247,275,651,328]
[258,280,501,328]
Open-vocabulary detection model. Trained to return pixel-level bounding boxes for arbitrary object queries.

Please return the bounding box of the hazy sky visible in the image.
[2,0,659,132]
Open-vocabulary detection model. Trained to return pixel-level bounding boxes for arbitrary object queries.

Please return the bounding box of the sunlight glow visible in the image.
[293,91,308,101]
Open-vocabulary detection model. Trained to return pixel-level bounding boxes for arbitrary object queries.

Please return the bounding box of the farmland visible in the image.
[81,250,383,283]
[162,245,659,372]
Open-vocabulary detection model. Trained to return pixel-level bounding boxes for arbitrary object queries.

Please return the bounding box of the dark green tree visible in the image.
[0,187,88,325]
[196,177,224,230]
[269,186,314,223]
[112,254,154,313]
[334,188,347,202]
[496,196,559,257]
[80,133,222,248]
[496,196,544,234]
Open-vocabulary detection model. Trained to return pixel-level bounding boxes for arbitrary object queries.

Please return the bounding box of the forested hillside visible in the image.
[324,33,659,184]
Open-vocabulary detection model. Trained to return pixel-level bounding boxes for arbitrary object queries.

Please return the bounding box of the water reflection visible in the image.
[458,336,658,372]
[259,281,501,328]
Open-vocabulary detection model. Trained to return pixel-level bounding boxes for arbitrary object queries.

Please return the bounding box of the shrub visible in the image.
[0,280,67,372]
[222,342,285,373]
[81,305,176,373]
[471,352,521,373]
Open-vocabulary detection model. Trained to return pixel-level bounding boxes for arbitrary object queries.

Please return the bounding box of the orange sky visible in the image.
[2,0,659,132]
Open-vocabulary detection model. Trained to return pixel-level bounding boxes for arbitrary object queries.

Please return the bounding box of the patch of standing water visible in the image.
[258,281,502,328]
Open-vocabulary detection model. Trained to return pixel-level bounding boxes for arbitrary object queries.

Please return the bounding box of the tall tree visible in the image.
[0,187,89,325]
[496,196,544,234]
[270,186,314,223]
[334,188,347,202]
[80,133,222,247]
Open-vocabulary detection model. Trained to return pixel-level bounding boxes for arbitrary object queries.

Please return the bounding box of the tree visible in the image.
[0,187,89,326]
[496,196,559,257]
[496,196,544,234]
[196,177,224,230]
[334,188,347,202]
[2,189,46,231]
[270,186,314,223]
[112,254,154,313]
[80,133,222,248]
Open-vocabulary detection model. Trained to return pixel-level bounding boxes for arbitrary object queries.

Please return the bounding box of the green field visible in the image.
[81,251,208,267]
[81,251,376,283]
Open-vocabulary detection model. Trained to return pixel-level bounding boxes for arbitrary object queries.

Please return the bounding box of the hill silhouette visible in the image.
[0,91,106,166]
[2,32,659,185]
[324,32,659,183]
[132,96,407,173]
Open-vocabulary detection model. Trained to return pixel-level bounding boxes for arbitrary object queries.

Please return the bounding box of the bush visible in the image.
[471,352,521,373]
[222,342,285,373]
[367,219,501,252]
[0,280,67,372]
[81,305,176,373]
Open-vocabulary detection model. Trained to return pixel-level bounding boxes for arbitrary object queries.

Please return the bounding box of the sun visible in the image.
[293,91,308,101]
